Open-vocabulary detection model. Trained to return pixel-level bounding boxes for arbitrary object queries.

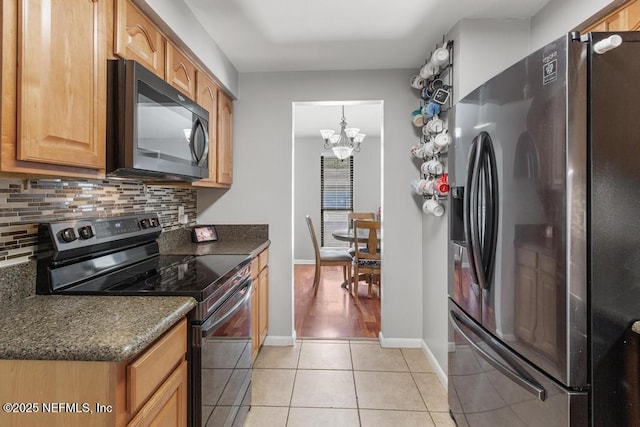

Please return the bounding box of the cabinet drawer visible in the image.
[516,247,537,268]
[127,318,187,414]
[258,249,269,271]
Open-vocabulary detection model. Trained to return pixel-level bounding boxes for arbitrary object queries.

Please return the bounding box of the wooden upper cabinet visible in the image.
[13,0,106,170]
[582,0,640,32]
[608,0,640,30]
[217,91,234,185]
[115,0,166,78]
[166,42,197,99]
[193,72,220,187]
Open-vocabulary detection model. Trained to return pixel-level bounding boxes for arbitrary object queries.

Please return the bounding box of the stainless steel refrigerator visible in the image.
[448,31,640,426]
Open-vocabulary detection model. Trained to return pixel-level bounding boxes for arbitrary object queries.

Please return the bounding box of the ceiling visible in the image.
[294,102,383,140]
[184,0,552,73]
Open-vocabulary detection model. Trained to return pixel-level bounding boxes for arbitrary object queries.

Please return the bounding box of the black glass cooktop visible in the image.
[58,254,251,302]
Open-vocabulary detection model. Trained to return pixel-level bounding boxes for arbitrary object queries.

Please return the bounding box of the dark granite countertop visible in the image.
[158,225,270,258]
[0,295,196,361]
[164,239,270,258]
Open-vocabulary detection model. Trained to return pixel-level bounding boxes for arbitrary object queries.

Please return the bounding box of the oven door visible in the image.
[195,279,252,427]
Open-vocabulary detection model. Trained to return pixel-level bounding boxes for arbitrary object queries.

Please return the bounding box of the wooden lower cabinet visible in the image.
[0,319,187,427]
[250,249,269,361]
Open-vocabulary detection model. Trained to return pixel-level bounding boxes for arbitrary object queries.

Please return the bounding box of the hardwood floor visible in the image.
[294,264,381,338]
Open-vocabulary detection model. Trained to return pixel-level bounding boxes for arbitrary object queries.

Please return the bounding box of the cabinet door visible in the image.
[250,284,260,362]
[582,0,640,32]
[165,42,196,99]
[16,0,106,169]
[608,0,640,30]
[258,266,269,346]
[217,91,234,185]
[192,72,220,187]
[114,0,165,78]
[127,360,188,427]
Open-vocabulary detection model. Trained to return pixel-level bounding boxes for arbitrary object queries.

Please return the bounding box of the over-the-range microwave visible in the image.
[107,59,209,182]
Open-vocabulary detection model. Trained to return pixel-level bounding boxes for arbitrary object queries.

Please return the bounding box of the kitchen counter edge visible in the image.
[0,295,196,362]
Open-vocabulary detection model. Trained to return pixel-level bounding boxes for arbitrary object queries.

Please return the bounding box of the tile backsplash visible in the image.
[0,178,196,267]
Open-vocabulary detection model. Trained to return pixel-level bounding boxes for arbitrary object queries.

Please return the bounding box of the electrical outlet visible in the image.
[178,206,185,217]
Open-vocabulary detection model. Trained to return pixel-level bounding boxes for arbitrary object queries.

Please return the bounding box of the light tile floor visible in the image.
[244,339,455,427]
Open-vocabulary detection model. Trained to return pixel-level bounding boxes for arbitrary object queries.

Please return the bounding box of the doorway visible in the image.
[292,100,383,338]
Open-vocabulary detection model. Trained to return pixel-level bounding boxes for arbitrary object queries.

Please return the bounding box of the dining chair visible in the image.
[305,215,353,295]
[347,212,375,254]
[351,219,381,304]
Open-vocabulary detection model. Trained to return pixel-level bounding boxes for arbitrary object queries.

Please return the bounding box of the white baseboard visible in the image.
[263,332,297,346]
[422,340,448,390]
[293,259,314,265]
[378,332,422,348]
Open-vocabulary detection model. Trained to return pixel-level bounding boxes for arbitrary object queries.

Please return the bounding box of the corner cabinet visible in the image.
[1,0,107,177]
[0,319,188,427]
[216,91,234,186]
[251,249,269,361]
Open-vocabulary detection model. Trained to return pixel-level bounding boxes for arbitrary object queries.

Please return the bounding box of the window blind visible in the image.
[320,155,353,247]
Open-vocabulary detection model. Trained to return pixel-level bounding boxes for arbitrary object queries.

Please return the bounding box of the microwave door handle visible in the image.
[189,118,209,166]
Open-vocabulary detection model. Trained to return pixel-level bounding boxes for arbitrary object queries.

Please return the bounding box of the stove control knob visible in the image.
[60,227,77,243]
[150,218,159,227]
[77,226,94,240]
[140,218,150,229]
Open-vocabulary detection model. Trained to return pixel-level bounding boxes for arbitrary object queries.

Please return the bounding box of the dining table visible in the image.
[331,228,381,243]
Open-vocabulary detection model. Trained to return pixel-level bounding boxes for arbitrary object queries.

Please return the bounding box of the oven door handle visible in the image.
[200,279,253,335]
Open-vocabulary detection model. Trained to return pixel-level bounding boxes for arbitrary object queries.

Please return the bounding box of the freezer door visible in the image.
[448,301,588,427]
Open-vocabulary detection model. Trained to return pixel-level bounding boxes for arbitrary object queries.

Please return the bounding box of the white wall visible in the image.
[530,0,614,51]
[293,136,382,262]
[198,69,423,343]
[451,19,530,102]
[141,0,239,97]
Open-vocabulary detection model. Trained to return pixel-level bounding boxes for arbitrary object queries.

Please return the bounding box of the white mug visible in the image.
[410,144,427,159]
[424,116,445,135]
[421,159,444,175]
[430,47,450,67]
[423,198,444,216]
[412,113,426,127]
[419,62,438,79]
[411,176,435,195]
[410,74,426,89]
[422,141,440,157]
[434,131,451,149]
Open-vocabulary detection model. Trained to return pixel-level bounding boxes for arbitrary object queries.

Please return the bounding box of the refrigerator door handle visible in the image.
[449,310,547,401]
[480,132,499,289]
[464,136,483,287]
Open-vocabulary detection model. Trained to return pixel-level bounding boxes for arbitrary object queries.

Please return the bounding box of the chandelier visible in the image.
[320,105,365,160]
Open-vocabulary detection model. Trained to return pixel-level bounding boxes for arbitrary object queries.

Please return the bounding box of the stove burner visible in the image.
[144,267,208,288]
